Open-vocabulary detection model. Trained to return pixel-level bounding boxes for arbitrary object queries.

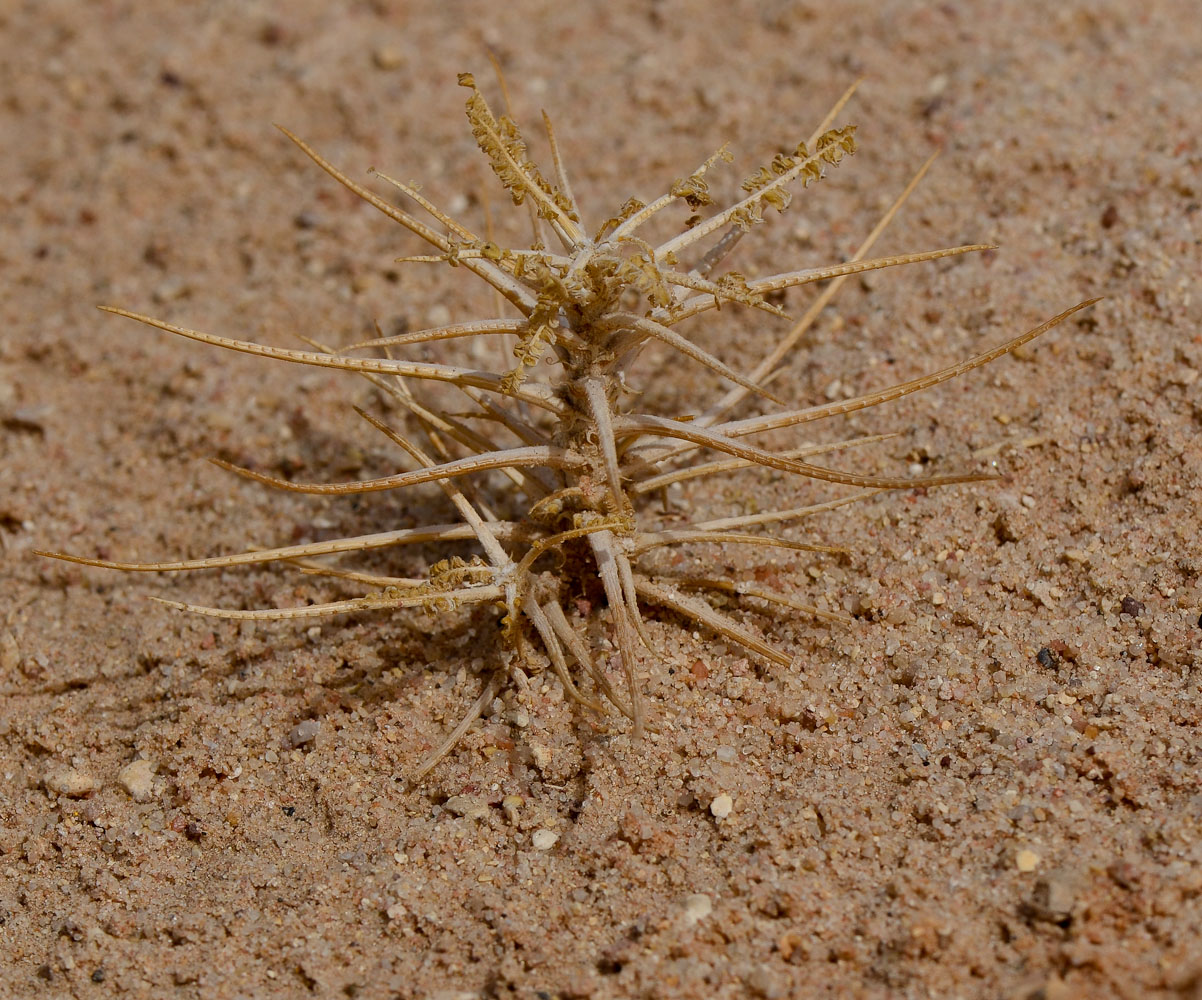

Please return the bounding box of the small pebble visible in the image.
[1033,871,1077,920]
[443,795,488,820]
[117,759,156,803]
[680,893,713,925]
[425,304,452,327]
[1016,848,1040,872]
[1041,976,1073,1000]
[710,793,734,819]
[0,631,20,673]
[501,795,523,824]
[288,719,320,748]
[372,46,404,71]
[44,769,99,798]
[529,742,552,772]
[1120,596,1145,618]
[0,826,21,855]
[531,829,559,850]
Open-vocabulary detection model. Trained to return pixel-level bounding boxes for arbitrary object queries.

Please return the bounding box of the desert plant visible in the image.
[39,74,1095,779]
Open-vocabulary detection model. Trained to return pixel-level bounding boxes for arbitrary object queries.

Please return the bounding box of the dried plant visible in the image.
[39,74,1095,780]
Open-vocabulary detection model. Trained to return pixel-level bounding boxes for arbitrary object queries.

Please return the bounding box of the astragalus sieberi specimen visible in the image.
[39,75,1095,779]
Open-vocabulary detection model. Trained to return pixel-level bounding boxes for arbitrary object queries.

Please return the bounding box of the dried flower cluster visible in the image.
[40,75,1093,778]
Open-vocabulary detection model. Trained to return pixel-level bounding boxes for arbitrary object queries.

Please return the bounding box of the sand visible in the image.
[2,1,1200,997]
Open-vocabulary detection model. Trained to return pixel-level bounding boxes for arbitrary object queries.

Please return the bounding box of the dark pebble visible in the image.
[1036,647,1057,670]
[92,969,106,983]
[1120,596,1144,617]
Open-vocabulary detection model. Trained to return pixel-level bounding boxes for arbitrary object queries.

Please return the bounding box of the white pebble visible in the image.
[44,769,99,798]
[117,759,156,803]
[531,829,559,851]
[680,893,713,925]
[710,793,734,819]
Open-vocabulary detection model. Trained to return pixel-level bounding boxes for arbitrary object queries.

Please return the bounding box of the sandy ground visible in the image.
[2,1,1201,997]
